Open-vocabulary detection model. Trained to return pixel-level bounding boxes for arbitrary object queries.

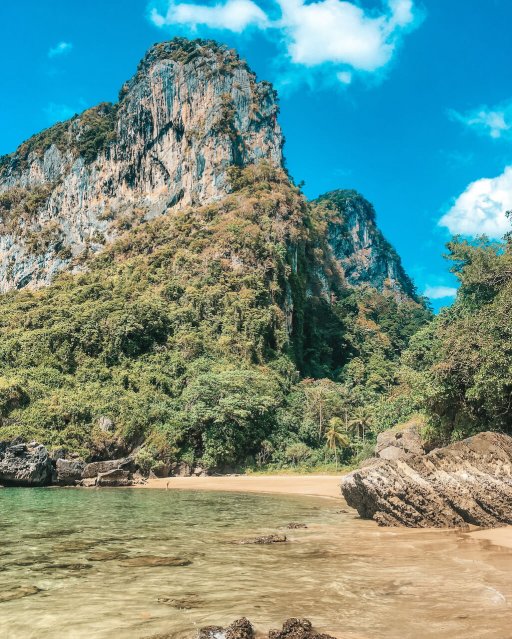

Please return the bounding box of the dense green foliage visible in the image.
[0,103,118,176]
[396,231,512,444]
[0,164,429,469]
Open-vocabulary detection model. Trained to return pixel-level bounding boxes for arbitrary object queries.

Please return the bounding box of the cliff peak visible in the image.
[315,189,417,301]
[0,38,283,291]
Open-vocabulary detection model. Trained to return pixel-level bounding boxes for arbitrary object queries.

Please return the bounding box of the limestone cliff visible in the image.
[315,190,417,300]
[0,39,283,291]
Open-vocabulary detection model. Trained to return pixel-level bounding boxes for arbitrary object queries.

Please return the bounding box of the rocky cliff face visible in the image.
[0,39,283,291]
[315,190,417,300]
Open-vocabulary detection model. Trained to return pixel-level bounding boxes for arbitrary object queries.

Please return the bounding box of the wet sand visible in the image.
[144,474,512,549]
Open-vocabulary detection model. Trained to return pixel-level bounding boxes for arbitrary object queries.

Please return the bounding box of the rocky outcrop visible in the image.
[315,190,417,300]
[375,420,425,460]
[96,468,132,487]
[0,441,53,487]
[82,458,133,479]
[0,38,283,291]
[55,458,85,486]
[341,432,512,528]
[194,618,336,639]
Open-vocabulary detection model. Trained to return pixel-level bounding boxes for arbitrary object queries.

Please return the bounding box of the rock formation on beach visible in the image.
[0,441,53,486]
[341,432,512,528]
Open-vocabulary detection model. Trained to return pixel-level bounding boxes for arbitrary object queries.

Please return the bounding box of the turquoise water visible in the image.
[0,488,511,639]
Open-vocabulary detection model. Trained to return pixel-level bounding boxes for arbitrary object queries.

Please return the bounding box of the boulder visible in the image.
[198,619,254,639]
[341,432,512,528]
[269,618,336,639]
[375,420,425,460]
[96,468,132,487]
[82,458,131,479]
[55,458,85,486]
[171,461,192,477]
[0,441,53,487]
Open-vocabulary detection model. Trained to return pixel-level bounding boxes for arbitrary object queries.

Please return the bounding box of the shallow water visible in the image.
[0,488,511,639]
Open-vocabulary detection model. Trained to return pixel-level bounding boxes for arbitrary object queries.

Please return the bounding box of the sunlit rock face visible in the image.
[0,39,283,291]
[315,190,417,300]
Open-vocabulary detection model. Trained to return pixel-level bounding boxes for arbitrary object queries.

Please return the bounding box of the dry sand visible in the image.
[144,473,343,499]
[143,473,512,549]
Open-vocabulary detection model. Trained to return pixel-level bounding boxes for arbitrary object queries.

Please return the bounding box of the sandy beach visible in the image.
[143,473,512,549]
[144,473,344,499]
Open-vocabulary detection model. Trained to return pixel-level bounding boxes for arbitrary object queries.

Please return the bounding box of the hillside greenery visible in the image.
[393,230,512,445]
[0,164,430,470]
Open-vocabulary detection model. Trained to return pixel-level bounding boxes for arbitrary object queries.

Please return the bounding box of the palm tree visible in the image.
[348,406,374,442]
[325,418,350,470]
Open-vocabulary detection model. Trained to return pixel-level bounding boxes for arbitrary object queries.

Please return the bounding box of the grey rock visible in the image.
[375,420,425,460]
[96,468,132,487]
[341,432,512,528]
[0,441,53,487]
[82,458,130,479]
[55,458,85,486]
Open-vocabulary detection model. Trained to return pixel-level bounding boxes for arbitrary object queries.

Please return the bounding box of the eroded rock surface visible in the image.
[0,441,53,487]
[55,458,85,486]
[192,619,336,639]
[341,432,512,528]
[0,39,283,292]
[375,420,425,461]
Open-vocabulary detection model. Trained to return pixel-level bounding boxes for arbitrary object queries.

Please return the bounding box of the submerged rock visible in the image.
[285,523,308,530]
[87,551,128,562]
[0,585,42,603]
[234,534,287,545]
[120,555,192,567]
[341,432,512,528]
[157,594,205,609]
[0,441,53,487]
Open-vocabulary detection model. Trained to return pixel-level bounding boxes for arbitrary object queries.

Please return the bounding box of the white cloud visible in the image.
[149,0,268,32]
[148,0,421,82]
[48,41,73,58]
[423,285,457,300]
[439,166,512,239]
[449,100,512,140]
[277,0,416,72]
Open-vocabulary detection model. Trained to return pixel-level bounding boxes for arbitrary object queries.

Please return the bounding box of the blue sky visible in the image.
[1,0,512,309]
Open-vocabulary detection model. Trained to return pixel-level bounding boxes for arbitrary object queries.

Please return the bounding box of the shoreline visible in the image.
[141,474,344,500]
[140,473,512,549]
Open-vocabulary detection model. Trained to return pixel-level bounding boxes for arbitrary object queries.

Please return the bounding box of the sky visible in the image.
[1,0,512,310]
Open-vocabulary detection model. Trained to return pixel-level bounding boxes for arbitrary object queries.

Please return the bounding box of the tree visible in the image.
[325,418,350,470]
[348,406,374,442]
